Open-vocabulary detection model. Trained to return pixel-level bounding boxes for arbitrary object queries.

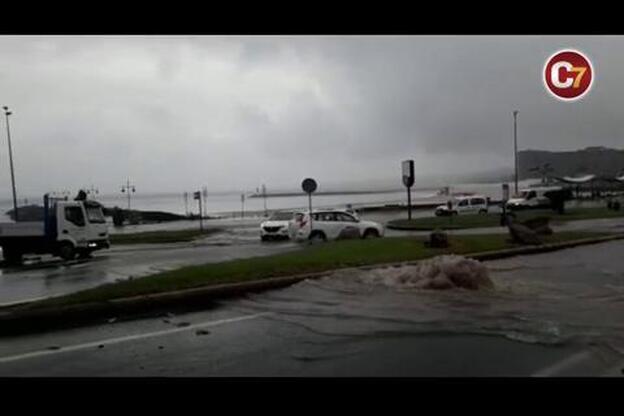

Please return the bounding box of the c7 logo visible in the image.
[543,49,594,101]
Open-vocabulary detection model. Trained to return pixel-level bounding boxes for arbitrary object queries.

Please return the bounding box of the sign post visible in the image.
[402,160,415,220]
[301,178,318,232]
[194,191,203,232]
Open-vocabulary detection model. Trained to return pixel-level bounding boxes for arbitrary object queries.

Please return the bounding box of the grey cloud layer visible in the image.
[0,36,621,196]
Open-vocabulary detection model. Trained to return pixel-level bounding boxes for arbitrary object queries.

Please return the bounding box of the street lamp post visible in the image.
[3,106,19,221]
[121,178,136,210]
[513,110,519,195]
[261,184,267,217]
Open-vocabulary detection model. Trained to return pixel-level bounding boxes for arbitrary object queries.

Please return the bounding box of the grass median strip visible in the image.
[387,207,624,230]
[109,228,222,245]
[20,231,607,310]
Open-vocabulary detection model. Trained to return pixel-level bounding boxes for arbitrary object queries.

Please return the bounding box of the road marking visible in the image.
[0,312,270,364]
[532,351,593,377]
[0,296,53,308]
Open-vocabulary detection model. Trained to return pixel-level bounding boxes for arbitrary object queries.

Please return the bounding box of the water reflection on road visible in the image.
[233,239,624,360]
[0,224,301,306]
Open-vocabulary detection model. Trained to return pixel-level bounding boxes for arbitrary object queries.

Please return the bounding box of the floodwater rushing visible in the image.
[235,241,624,357]
[345,255,494,291]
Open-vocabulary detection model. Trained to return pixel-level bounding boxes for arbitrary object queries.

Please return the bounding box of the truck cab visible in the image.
[53,200,110,255]
[0,195,109,265]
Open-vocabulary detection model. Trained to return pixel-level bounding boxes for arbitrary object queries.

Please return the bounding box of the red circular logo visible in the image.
[543,49,594,101]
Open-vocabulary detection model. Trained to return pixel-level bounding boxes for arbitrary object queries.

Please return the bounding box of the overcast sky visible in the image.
[0,35,622,197]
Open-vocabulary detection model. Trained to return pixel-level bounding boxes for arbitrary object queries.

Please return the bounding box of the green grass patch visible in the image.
[110,228,222,245]
[387,207,624,230]
[26,231,608,310]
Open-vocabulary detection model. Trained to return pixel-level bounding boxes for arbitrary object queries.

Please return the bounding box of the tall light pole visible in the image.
[121,178,136,210]
[261,184,268,217]
[3,106,19,221]
[513,110,519,195]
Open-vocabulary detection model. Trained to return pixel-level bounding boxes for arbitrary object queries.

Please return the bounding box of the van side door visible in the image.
[456,198,470,214]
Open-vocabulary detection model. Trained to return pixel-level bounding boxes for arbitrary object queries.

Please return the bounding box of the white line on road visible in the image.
[0,296,54,308]
[0,312,270,365]
[532,351,593,377]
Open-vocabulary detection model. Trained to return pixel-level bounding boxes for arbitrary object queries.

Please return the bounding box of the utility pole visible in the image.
[262,184,267,217]
[202,186,208,218]
[3,106,19,221]
[241,193,245,218]
[513,110,519,195]
[121,178,136,210]
[183,191,189,216]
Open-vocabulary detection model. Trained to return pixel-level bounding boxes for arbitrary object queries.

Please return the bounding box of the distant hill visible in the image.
[519,146,624,179]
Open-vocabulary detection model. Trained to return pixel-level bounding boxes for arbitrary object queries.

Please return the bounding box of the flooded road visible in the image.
[0,240,623,376]
[0,225,300,306]
[0,214,622,307]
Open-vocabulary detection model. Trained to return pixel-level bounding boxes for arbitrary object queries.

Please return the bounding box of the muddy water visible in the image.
[236,240,624,358]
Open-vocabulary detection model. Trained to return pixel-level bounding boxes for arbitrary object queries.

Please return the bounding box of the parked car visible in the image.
[506,186,561,211]
[434,195,488,216]
[260,211,295,241]
[290,209,384,242]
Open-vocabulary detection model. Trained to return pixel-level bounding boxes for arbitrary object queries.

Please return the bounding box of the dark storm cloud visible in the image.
[0,35,622,196]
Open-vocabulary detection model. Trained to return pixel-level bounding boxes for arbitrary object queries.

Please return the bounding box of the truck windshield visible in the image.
[86,206,106,223]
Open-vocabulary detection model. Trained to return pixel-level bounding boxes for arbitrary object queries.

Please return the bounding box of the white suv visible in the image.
[435,195,488,216]
[291,210,384,242]
[260,211,294,241]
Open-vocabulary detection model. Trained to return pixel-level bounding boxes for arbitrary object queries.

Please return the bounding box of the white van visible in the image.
[434,195,488,216]
[506,186,561,210]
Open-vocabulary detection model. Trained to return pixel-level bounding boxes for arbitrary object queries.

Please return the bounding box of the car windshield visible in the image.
[269,212,293,221]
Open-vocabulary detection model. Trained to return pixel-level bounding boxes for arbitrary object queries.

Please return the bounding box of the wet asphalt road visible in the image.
[0,225,301,306]
[0,214,622,307]
[0,240,623,376]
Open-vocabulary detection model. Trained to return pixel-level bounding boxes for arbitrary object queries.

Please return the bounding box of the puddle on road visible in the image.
[235,250,624,357]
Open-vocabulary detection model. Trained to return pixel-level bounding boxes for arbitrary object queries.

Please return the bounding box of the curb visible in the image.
[1,233,623,336]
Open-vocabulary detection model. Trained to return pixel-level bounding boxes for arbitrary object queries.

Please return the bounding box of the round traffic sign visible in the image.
[301,178,317,194]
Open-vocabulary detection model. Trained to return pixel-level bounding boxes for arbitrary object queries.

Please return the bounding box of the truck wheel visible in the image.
[3,248,23,265]
[59,243,76,261]
[77,249,93,259]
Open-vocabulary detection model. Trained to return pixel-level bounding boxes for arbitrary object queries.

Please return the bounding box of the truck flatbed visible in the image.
[0,222,45,238]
